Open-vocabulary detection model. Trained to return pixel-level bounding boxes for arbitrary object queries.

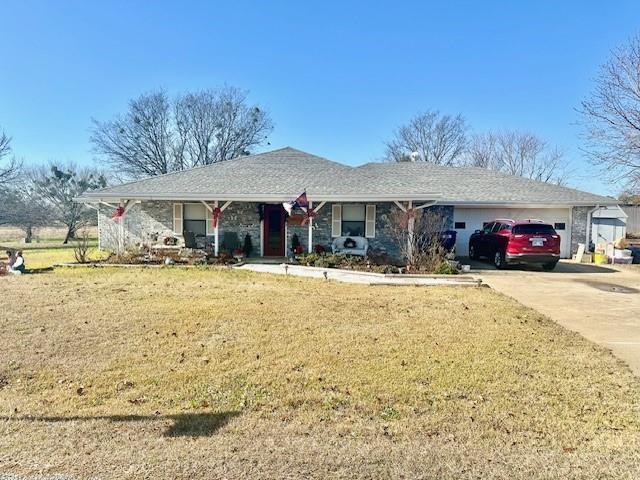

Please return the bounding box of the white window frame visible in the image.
[365,204,376,238]
[331,204,342,237]
[182,202,208,237]
[172,203,183,235]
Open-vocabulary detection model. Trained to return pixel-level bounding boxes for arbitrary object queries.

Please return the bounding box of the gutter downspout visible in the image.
[586,205,601,251]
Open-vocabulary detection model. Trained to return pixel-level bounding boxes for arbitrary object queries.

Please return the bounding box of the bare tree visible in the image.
[90,91,174,179]
[465,130,568,185]
[619,191,640,204]
[0,186,53,242]
[386,208,448,271]
[30,164,107,243]
[385,110,468,165]
[91,86,273,179]
[581,34,640,193]
[466,132,498,169]
[0,127,21,188]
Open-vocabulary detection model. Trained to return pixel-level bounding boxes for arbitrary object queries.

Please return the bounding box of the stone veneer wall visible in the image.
[311,202,453,260]
[98,201,174,250]
[571,206,590,254]
[98,200,455,259]
[217,202,261,255]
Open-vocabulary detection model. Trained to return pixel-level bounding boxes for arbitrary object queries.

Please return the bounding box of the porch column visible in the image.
[118,200,138,254]
[407,200,414,260]
[307,201,313,253]
[214,200,219,257]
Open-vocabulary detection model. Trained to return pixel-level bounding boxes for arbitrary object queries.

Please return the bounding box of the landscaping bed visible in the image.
[295,251,460,275]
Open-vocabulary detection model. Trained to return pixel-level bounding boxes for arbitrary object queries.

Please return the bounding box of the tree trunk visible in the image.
[24,225,33,243]
[63,225,76,244]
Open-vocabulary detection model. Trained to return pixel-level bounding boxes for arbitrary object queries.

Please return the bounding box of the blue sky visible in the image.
[1,1,638,196]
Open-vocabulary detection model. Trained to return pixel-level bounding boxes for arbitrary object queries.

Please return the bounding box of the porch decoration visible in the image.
[211,206,222,228]
[287,214,305,226]
[300,208,316,226]
[111,205,125,221]
[283,191,309,215]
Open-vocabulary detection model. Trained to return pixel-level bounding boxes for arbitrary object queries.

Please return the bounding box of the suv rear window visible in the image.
[512,224,556,235]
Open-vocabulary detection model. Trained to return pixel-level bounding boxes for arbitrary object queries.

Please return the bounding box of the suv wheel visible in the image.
[493,250,506,269]
[469,244,478,260]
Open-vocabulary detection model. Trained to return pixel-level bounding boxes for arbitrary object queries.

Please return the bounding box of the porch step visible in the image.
[242,257,291,265]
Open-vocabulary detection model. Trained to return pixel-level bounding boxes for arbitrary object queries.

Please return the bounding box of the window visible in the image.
[499,223,512,232]
[483,222,494,234]
[513,224,556,235]
[554,222,566,231]
[341,204,366,236]
[183,203,207,236]
[491,223,502,233]
[454,222,466,229]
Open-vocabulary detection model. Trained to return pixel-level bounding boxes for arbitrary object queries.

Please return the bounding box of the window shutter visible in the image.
[331,204,342,237]
[205,205,213,235]
[365,204,376,238]
[173,203,183,235]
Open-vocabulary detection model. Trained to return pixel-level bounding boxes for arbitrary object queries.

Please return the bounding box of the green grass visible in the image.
[0,243,104,269]
[1,267,639,479]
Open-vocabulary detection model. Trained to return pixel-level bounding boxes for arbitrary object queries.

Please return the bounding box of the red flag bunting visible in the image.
[211,207,222,228]
[111,206,125,221]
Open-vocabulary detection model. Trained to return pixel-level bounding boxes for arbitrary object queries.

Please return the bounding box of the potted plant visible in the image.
[293,245,305,255]
[243,233,253,257]
[233,248,244,260]
[291,233,301,255]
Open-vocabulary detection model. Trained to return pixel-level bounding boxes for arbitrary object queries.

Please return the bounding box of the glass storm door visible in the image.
[263,204,285,256]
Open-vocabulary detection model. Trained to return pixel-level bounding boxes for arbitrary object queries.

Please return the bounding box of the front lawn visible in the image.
[1,238,104,270]
[1,267,639,478]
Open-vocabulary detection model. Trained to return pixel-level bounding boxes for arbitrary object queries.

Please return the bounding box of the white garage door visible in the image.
[453,207,572,258]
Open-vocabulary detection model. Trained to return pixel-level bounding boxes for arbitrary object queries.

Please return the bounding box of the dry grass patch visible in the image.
[1,267,639,478]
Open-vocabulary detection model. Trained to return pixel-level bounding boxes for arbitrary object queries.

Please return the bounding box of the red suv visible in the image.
[469,219,561,270]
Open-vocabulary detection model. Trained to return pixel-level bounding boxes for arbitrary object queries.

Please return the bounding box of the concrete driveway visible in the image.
[467,259,640,375]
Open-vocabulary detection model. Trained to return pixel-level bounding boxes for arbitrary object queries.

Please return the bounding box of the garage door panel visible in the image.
[453,208,571,258]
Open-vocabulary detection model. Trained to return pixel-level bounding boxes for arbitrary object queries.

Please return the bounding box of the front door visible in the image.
[263,204,285,256]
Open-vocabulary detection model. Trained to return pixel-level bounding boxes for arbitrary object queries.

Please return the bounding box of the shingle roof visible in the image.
[80,146,617,206]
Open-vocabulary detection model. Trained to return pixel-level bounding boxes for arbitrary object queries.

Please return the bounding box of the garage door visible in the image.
[453,207,572,258]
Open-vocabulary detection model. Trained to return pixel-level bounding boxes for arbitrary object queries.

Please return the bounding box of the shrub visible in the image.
[433,261,458,275]
[314,244,326,254]
[291,233,301,253]
[73,230,91,264]
[373,264,400,274]
[243,233,253,257]
[298,253,318,266]
[387,209,449,273]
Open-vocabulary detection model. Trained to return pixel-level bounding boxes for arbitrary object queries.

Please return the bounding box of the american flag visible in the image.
[283,191,309,215]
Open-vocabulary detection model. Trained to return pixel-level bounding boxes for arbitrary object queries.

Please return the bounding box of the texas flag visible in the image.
[283,191,309,215]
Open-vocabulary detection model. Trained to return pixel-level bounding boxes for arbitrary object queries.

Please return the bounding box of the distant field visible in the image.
[0,226,98,244]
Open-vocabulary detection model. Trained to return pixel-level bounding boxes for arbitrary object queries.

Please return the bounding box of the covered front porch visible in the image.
[93,195,447,261]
